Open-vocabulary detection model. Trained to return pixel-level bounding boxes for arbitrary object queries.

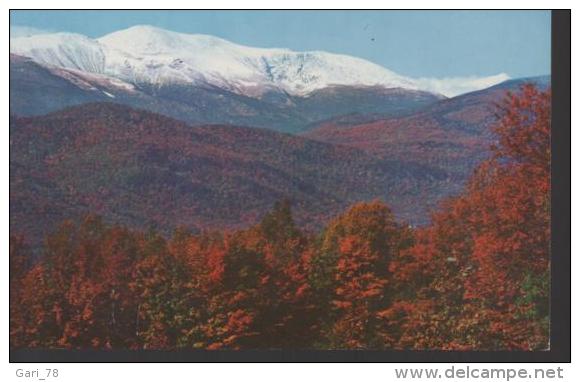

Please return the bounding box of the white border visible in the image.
[1,2,576,381]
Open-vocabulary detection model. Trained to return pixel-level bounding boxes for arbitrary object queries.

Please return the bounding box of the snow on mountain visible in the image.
[10,25,509,97]
[99,25,419,95]
[10,32,107,73]
[416,73,511,98]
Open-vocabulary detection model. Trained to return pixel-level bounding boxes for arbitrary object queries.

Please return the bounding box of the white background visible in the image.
[1,1,576,381]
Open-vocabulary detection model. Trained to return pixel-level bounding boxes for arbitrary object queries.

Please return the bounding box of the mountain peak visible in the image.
[99,25,186,54]
[98,25,236,55]
[118,24,166,33]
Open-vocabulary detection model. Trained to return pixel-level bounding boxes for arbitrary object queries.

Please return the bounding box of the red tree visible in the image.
[385,84,550,350]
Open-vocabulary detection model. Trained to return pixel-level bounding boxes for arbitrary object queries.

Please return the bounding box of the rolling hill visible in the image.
[10,103,451,246]
[303,76,550,191]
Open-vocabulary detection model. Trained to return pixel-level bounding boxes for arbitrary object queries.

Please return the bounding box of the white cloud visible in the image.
[10,25,54,38]
[416,73,511,98]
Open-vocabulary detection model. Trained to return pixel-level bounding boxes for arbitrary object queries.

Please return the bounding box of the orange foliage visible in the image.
[10,85,550,351]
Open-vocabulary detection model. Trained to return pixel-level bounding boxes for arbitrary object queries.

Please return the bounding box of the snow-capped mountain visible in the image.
[10,25,508,97]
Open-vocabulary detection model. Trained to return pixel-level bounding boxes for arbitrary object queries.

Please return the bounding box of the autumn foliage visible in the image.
[10,85,550,350]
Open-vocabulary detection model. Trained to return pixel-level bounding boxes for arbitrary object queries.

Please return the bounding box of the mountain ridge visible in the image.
[303,74,551,186]
[10,24,509,98]
[9,52,443,133]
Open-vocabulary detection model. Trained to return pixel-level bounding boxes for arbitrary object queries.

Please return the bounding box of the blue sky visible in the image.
[10,10,551,79]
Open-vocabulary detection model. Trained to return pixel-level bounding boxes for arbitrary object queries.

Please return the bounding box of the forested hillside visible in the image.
[10,85,550,350]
